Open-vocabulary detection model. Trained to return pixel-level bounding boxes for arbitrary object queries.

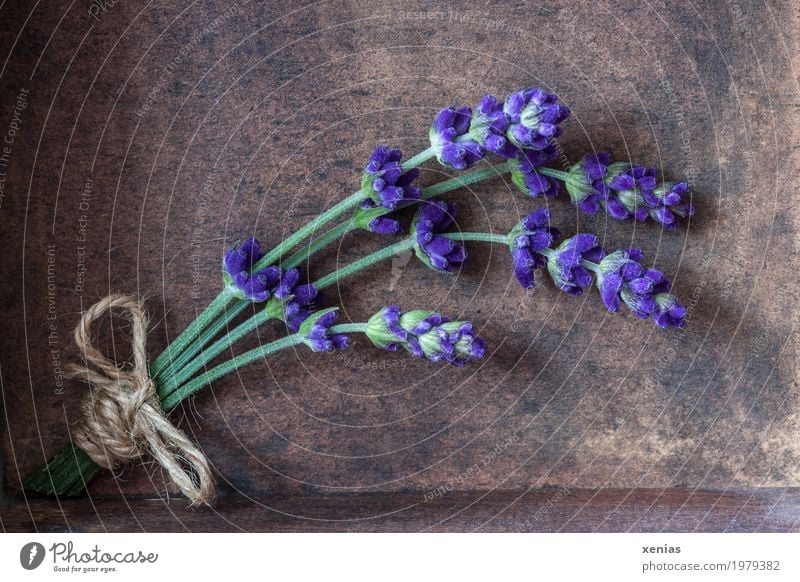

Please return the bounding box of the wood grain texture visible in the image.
[1,0,798,531]
[5,489,800,533]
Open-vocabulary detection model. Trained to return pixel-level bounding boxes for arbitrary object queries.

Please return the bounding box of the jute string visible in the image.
[66,294,214,505]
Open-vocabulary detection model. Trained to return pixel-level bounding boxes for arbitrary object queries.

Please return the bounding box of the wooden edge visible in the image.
[2,488,799,532]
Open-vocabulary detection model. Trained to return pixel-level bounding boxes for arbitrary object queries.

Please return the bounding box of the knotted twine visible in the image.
[66,294,214,505]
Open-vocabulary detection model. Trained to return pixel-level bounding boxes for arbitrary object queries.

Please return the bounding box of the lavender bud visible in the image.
[365,306,486,366]
[603,162,658,221]
[410,200,467,273]
[353,146,421,235]
[223,237,282,302]
[595,248,686,328]
[299,307,349,352]
[643,181,695,230]
[545,234,606,296]
[429,106,486,170]
[507,208,560,289]
[470,94,518,159]
[563,152,613,214]
[264,269,318,332]
[503,88,570,151]
[510,144,561,198]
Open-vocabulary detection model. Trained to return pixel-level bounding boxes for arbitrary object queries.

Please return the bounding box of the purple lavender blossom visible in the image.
[595,248,685,327]
[653,294,688,328]
[563,152,613,214]
[429,106,486,170]
[354,146,422,235]
[411,200,467,272]
[266,267,318,332]
[503,88,570,151]
[565,154,694,229]
[471,94,518,159]
[643,181,695,230]
[365,306,485,366]
[510,144,561,198]
[508,208,561,289]
[545,234,606,296]
[223,237,282,302]
[361,146,421,210]
[603,162,658,221]
[299,308,349,352]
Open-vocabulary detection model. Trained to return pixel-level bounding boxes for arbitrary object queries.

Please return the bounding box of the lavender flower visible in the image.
[510,144,561,198]
[354,145,422,235]
[223,237,282,302]
[653,294,688,328]
[411,200,467,272]
[595,248,686,327]
[429,106,486,170]
[603,162,658,221]
[565,154,694,229]
[507,208,561,289]
[299,307,349,352]
[365,306,485,366]
[643,181,695,230]
[563,152,613,214]
[265,268,318,332]
[545,234,606,296]
[470,94,517,159]
[503,88,570,151]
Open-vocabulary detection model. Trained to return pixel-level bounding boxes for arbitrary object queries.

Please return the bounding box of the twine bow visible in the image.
[67,294,214,505]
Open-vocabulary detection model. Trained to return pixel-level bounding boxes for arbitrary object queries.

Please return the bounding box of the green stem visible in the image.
[22,147,483,499]
[153,300,249,382]
[251,191,366,272]
[283,219,358,269]
[422,160,516,199]
[161,333,306,410]
[149,287,236,378]
[315,239,416,290]
[444,232,508,245]
[159,309,274,400]
[539,246,601,273]
[580,258,602,274]
[402,146,436,170]
[536,167,571,182]
[329,323,368,334]
[250,146,436,273]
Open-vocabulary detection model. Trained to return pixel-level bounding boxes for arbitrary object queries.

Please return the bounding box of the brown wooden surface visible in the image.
[4,489,800,533]
[1,0,799,532]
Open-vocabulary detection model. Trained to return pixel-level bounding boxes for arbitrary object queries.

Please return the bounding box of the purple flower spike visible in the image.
[563,152,613,213]
[429,106,486,170]
[299,308,349,353]
[503,88,571,151]
[365,306,486,366]
[594,248,686,328]
[353,146,422,235]
[367,216,404,235]
[508,208,561,289]
[411,200,467,272]
[653,295,687,328]
[644,182,695,230]
[603,162,658,221]
[510,144,561,198]
[223,237,282,302]
[545,234,605,296]
[361,146,421,211]
[565,154,695,229]
[265,269,318,332]
[472,94,518,159]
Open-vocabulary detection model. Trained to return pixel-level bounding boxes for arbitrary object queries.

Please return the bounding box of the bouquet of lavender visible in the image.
[25,87,692,505]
